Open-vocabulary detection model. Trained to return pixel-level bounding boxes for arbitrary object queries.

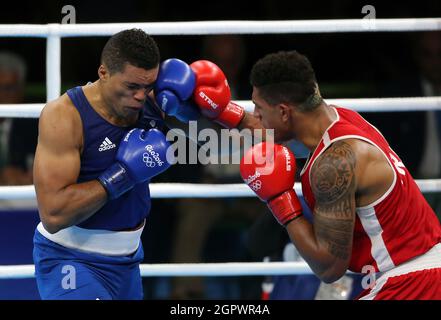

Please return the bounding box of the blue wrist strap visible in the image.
[97,162,135,200]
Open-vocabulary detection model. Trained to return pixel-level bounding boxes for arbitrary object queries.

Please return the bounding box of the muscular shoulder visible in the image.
[39,94,82,149]
[312,139,392,205]
[41,94,79,122]
[311,140,357,204]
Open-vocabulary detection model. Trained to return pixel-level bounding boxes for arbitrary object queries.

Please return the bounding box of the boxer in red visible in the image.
[186,51,441,300]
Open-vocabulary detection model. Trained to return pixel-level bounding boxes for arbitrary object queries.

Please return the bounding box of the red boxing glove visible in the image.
[190,60,245,128]
[240,142,303,226]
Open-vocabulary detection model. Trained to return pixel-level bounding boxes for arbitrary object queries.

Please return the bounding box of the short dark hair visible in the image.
[101,29,160,74]
[250,51,322,111]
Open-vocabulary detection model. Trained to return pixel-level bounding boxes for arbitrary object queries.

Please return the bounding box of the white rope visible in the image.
[241,97,441,113]
[4,97,441,118]
[1,179,441,200]
[0,262,316,279]
[312,97,441,112]
[0,186,36,200]
[0,183,262,200]
[0,265,35,279]
[0,104,44,118]
[0,19,440,37]
[140,262,315,277]
[149,183,271,198]
[414,179,441,193]
[46,33,61,101]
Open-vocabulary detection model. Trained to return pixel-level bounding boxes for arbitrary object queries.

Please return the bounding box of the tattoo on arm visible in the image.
[311,141,357,260]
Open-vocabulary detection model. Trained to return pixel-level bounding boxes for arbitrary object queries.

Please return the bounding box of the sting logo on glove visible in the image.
[198,91,218,110]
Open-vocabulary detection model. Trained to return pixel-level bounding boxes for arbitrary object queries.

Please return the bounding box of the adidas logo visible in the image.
[98,137,116,152]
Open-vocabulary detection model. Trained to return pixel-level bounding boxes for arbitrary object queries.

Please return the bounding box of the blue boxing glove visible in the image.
[98,128,171,200]
[154,58,201,123]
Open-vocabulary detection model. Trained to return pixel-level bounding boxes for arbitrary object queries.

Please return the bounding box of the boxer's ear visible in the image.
[98,64,109,81]
[278,103,291,123]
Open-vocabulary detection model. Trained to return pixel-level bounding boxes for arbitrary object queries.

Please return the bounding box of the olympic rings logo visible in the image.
[142,153,156,168]
[250,180,262,191]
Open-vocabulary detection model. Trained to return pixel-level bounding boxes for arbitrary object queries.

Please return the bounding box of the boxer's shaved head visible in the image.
[101,28,160,74]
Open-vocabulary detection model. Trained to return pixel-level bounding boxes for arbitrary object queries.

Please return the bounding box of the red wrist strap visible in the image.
[268,189,303,226]
[215,101,245,128]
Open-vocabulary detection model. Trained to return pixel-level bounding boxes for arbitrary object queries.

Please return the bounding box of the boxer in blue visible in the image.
[33,26,232,299]
[32,29,197,300]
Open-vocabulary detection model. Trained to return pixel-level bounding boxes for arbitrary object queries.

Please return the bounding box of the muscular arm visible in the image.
[285,140,357,283]
[34,97,108,234]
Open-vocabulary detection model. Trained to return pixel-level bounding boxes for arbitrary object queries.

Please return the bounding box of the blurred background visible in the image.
[0,0,440,300]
